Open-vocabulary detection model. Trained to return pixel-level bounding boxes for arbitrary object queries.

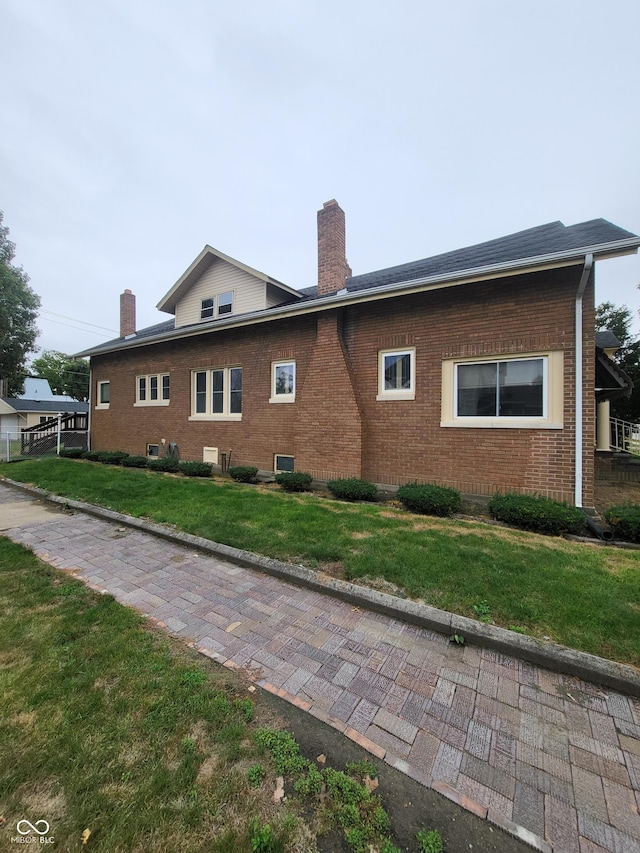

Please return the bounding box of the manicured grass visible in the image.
[3,457,640,666]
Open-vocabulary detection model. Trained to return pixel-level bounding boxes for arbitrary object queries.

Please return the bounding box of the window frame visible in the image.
[376,347,416,401]
[189,367,243,421]
[441,351,564,429]
[270,360,296,403]
[135,373,170,407]
[200,291,235,322]
[217,291,233,316]
[96,380,110,409]
[200,297,214,320]
[274,454,295,473]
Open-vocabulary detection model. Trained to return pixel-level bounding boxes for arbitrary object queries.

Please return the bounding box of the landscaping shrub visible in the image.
[229,465,258,483]
[81,450,101,461]
[605,504,640,542]
[100,451,130,465]
[327,478,377,502]
[121,455,149,469]
[396,482,461,517]
[489,493,585,536]
[275,471,313,492]
[178,461,213,478]
[147,457,180,473]
[60,447,84,459]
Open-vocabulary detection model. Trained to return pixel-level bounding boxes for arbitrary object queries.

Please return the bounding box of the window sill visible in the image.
[376,392,415,402]
[95,404,109,410]
[440,419,563,429]
[269,396,296,404]
[134,400,170,407]
[189,414,242,422]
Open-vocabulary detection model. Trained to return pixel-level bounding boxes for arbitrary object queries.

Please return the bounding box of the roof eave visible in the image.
[82,237,640,359]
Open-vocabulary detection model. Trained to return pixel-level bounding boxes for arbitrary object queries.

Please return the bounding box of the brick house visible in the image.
[78,201,640,507]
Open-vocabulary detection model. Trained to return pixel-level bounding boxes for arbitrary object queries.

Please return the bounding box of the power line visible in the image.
[38,315,116,337]
[40,309,118,334]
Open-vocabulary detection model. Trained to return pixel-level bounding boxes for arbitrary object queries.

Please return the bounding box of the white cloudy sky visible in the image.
[2,0,639,357]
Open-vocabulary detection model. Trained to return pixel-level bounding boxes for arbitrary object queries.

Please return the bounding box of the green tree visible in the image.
[596,301,640,422]
[0,211,40,396]
[31,350,90,402]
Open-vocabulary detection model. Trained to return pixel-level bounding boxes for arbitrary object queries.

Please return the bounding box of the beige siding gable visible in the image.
[175,259,267,327]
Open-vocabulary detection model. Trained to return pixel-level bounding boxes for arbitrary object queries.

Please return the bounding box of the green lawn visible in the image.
[0,538,413,853]
[2,457,640,667]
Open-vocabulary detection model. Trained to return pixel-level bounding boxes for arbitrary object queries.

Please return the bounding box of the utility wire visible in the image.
[40,309,118,334]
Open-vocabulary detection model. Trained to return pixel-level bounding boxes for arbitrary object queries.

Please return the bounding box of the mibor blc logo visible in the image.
[12,819,54,845]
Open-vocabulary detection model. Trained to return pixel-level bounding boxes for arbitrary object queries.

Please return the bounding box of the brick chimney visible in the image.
[317,199,352,296]
[120,289,136,337]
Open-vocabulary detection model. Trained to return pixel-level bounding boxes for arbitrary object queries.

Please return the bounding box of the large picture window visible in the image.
[441,352,563,429]
[456,358,544,418]
[190,367,242,420]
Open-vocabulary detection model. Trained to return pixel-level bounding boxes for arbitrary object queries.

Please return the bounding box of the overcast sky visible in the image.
[2,0,639,359]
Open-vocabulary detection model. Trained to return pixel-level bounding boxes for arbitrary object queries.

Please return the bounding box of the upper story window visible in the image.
[96,380,110,409]
[200,291,234,321]
[377,348,415,401]
[270,361,296,403]
[135,373,170,407]
[201,298,214,319]
[190,367,242,420]
[441,352,563,429]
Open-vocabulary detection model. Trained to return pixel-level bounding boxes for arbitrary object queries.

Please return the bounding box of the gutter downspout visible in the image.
[575,253,593,507]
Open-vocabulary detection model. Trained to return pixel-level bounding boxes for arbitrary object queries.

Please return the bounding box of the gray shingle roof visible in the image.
[595,330,622,349]
[2,399,89,413]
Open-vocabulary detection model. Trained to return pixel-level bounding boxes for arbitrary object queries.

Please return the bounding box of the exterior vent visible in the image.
[203,446,218,464]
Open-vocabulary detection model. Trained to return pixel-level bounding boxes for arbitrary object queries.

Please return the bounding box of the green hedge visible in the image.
[178,461,213,478]
[100,451,130,465]
[60,447,84,459]
[327,478,377,502]
[229,466,258,483]
[605,504,640,542]
[396,483,461,517]
[121,455,150,468]
[81,450,101,462]
[489,493,585,536]
[147,458,180,473]
[275,472,313,492]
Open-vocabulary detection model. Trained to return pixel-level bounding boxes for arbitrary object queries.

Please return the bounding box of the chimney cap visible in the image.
[322,199,339,209]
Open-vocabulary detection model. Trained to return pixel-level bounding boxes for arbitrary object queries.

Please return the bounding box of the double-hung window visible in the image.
[135,373,170,406]
[190,367,242,420]
[270,361,296,403]
[200,291,234,321]
[441,353,563,428]
[377,348,415,401]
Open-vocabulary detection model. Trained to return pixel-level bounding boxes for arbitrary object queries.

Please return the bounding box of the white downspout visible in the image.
[575,253,593,507]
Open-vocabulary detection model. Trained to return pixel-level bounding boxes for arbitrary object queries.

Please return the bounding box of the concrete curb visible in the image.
[4,476,640,698]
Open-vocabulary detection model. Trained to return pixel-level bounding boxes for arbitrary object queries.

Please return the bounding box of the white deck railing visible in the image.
[610,417,640,455]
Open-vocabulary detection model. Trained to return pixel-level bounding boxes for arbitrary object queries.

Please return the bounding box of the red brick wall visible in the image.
[90,264,595,504]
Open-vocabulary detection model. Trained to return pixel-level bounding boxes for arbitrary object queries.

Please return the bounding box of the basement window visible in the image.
[147,444,160,457]
[274,454,294,473]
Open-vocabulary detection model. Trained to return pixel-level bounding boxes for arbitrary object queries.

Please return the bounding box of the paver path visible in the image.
[2,483,640,853]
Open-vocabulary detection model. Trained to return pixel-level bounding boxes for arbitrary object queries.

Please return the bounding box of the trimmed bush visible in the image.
[229,465,258,483]
[605,504,640,542]
[489,493,585,536]
[327,478,377,502]
[397,482,461,517]
[81,450,101,462]
[179,461,213,478]
[100,451,130,465]
[147,457,180,473]
[275,471,313,492]
[60,447,84,459]
[121,455,149,469]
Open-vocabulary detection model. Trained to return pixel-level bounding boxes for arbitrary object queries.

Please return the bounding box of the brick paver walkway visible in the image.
[2,484,640,853]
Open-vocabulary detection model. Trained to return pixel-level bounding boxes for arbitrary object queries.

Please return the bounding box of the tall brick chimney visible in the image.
[120,289,136,337]
[317,199,352,296]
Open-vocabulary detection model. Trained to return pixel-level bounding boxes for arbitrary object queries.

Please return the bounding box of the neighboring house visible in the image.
[0,396,89,438]
[77,201,640,508]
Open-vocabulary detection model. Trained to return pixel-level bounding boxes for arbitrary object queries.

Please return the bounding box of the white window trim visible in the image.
[376,347,416,401]
[441,351,564,429]
[134,373,170,407]
[274,454,295,473]
[200,297,214,320]
[189,367,243,421]
[200,291,235,322]
[95,380,110,410]
[217,290,234,316]
[270,360,296,403]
